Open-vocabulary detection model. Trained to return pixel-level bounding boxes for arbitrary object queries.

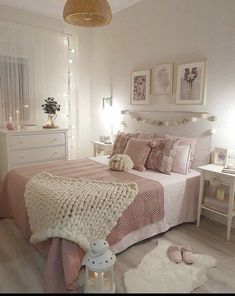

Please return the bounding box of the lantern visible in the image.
[83,239,116,293]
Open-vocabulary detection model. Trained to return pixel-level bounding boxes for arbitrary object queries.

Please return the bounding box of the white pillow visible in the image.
[172,145,191,175]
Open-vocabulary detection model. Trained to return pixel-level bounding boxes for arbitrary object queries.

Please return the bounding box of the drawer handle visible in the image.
[20,155,24,159]
[51,138,58,143]
[54,151,58,154]
[18,141,24,144]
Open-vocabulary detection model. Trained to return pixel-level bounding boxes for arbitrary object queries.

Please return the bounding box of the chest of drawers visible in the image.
[0,128,68,180]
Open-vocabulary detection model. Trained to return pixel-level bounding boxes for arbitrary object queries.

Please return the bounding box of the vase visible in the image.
[43,114,56,128]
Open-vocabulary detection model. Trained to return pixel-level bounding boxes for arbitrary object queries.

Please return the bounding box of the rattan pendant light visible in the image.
[63,0,112,27]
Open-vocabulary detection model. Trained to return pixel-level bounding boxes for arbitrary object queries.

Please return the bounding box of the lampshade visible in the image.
[63,0,112,27]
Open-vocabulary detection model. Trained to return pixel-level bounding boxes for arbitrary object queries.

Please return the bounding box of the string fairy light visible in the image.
[66,35,76,153]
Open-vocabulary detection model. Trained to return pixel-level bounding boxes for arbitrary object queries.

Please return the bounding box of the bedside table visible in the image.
[91,141,113,157]
[197,164,235,241]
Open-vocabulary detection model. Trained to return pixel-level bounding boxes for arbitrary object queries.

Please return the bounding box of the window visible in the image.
[0,55,30,125]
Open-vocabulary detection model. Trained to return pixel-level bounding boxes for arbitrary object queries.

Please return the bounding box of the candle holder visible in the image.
[42,97,60,129]
[43,114,57,129]
[15,110,22,130]
[83,239,116,293]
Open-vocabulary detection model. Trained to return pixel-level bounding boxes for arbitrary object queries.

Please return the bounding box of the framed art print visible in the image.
[176,61,207,105]
[153,63,173,95]
[211,147,228,166]
[131,70,150,105]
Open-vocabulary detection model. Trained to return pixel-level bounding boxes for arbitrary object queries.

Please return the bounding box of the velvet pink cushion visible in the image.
[124,138,154,172]
[146,137,179,175]
[172,145,191,175]
[166,135,197,168]
[110,132,139,157]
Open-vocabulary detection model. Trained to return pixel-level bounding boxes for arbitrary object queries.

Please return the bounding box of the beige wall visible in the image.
[0,4,92,159]
[90,0,235,152]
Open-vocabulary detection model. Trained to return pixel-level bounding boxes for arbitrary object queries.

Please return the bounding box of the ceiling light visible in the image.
[63,0,112,27]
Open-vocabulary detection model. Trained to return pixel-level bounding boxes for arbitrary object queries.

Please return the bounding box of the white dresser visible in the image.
[0,128,68,180]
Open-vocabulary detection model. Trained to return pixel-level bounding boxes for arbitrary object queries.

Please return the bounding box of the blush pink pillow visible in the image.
[124,138,155,172]
[172,145,191,175]
[110,132,139,157]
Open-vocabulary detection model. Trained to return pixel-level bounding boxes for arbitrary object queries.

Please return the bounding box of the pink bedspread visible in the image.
[0,159,164,292]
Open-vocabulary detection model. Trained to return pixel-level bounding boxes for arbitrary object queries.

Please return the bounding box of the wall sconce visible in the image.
[102,97,113,109]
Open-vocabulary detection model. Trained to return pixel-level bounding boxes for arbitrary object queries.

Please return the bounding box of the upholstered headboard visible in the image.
[120,110,217,170]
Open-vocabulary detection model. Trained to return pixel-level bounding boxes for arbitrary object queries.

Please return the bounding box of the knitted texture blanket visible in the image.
[24,172,138,251]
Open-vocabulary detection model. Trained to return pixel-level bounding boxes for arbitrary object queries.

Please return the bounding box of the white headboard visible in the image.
[120,110,217,169]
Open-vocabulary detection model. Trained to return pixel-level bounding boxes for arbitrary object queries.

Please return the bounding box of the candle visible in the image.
[15,110,21,130]
[217,187,225,201]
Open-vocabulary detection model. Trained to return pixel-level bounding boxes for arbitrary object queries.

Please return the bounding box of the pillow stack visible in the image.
[109,131,197,175]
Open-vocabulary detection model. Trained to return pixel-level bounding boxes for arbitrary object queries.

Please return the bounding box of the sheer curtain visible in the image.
[0,20,71,131]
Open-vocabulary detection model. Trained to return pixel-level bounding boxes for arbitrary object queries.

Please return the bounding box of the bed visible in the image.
[0,111,216,292]
[0,155,200,292]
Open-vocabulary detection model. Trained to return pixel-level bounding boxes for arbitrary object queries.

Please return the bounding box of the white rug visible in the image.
[124,239,217,293]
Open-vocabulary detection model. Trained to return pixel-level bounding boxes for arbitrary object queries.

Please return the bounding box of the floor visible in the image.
[0,217,235,293]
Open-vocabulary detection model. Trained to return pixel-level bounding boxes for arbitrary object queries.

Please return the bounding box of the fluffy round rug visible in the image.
[124,239,217,293]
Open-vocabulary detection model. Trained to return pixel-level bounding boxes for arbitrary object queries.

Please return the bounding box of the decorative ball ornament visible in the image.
[182,119,189,124]
[7,122,14,130]
[190,117,198,122]
[109,154,134,172]
[209,128,217,135]
[208,116,217,122]
[83,239,116,293]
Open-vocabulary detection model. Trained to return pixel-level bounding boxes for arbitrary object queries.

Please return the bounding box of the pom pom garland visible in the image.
[122,111,217,128]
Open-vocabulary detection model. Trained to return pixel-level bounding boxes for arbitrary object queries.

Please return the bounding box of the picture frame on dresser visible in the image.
[211,147,228,166]
[176,60,207,105]
[131,70,151,105]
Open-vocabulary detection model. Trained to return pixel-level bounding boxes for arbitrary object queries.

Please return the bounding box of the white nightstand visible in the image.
[197,164,235,241]
[91,141,113,157]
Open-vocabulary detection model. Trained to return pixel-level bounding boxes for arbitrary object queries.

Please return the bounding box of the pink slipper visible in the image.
[181,246,193,264]
[167,245,182,263]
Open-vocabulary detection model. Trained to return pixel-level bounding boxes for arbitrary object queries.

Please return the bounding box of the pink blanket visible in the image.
[0,159,164,292]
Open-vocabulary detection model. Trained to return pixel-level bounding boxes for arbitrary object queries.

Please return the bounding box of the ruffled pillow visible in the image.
[166,134,197,168]
[109,154,134,172]
[146,137,179,175]
[171,145,191,175]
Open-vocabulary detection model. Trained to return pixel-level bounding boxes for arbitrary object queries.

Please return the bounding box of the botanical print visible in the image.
[131,70,150,105]
[153,63,173,95]
[176,61,206,105]
[180,66,201,100]
[133,75,147,101]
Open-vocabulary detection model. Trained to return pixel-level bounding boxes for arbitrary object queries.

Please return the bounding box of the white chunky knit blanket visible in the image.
[24,172,138,251]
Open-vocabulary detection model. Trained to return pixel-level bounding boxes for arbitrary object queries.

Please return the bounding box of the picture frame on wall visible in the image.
[131,70,150,105]
[153,63,173,95]
[211,147,228,166]
[176,60,207,105]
